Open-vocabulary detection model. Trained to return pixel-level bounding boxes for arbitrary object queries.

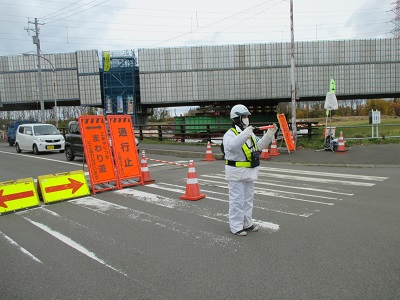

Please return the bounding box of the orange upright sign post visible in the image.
[78,116,120,194]
[107,115,143,187]
[277,114,296,153]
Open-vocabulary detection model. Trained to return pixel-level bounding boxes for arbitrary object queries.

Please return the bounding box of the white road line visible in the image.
[203,194,314,218]
[22,207,91,232]
[256,189,334,205]
[0,150,86,167]
[18,205,148,279]
[157,182,314,218]
[199,179,341,201]
[71,196,235,249]
[258,173,375,186]
[178,178,334,205]
[22,216,128,276]
[0,230,42,263]
[116,186,280,231]
[201,174,354,196]
[260,167,388,181]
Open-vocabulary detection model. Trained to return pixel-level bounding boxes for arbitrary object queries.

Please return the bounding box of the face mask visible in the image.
[242,117,249,127]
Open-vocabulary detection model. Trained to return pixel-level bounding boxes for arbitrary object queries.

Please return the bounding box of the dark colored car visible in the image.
[64,120,139,161]
[64,121,84,161]
[6,120,37,146]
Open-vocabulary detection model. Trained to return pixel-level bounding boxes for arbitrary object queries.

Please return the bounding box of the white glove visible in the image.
[266,123,278,138]
[243,125,254,137]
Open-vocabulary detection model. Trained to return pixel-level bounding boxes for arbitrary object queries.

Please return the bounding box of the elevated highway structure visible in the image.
[138,38,400,109]
[0,50,101,111]
[0,39,399,118]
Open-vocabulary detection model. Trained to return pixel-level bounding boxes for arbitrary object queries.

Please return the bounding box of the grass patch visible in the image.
[296,135,400,150]
[296,115,400,149]
[140,116,400,149]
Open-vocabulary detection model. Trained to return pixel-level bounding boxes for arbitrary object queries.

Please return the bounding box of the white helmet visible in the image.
[230,104,251,119]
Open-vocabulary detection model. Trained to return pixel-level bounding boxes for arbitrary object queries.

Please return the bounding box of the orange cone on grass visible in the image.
[203,141,216,161]
[141,150,155,184]
[180,160,206,201]
[336,131,348,153]
[269,138,280,156]
[260,145,270,160]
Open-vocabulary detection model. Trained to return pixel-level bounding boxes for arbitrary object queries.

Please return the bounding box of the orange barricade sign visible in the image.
[78,116,120,194]
[107,115,143,187]
[277,114,295,152]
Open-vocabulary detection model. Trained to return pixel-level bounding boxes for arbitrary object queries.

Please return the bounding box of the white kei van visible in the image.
[15,123,65,155]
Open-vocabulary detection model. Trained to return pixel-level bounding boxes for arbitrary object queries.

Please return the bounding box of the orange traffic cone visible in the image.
[336,131,348,153]
[260,146,270,160]
[269,138,280,156]
[203,141,216,161]
[141,150,155,184]
[180,160,206,201]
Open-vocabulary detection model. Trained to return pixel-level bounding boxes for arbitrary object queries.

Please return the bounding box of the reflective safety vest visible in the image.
[225,128,258,168]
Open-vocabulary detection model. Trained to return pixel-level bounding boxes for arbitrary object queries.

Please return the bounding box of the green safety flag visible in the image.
[330,79,336,93]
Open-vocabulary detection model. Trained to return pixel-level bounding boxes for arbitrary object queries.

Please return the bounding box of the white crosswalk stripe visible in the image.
[201,174,354,195]
[2,163,389,274]
[259,167,388,181]
[85,164,387,226]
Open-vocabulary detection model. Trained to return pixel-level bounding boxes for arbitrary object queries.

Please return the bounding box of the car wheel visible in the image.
[33,144,40,155]
[8,138,14,146]
[16,143,21,153]
[65,146,75,161]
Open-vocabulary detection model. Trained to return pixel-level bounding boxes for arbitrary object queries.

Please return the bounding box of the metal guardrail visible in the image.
[134,122,318,142]
[59,122,400,143]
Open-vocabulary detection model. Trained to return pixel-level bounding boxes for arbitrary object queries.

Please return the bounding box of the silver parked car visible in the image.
[15,123,65,155]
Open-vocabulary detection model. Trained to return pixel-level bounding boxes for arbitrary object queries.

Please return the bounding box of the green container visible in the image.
[185,116,213,133]
[250,114,278,123]
[174,113,279,134]
[174,115,231,133]
[175,116,185,124]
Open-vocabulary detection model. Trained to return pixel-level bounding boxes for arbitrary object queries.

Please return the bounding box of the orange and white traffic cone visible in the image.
[203,141,216,161]
[336,131,348,153]
[180,160,206,201]
[260,145,270,160]
[141,150,155,184]
[269,138,280,156]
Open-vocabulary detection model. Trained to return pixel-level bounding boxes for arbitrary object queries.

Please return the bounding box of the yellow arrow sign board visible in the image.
[37,170,90,204]
[0,178,40,215]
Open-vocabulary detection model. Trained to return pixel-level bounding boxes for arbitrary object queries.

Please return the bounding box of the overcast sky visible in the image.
[0,0,395,57]
[0,0,395,115]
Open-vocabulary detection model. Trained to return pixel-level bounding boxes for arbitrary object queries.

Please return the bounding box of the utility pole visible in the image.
[290,0,297,147]
[392,1,400,103]
[24,54,58,127]
[392,0,400,38]
[26,18,45,123]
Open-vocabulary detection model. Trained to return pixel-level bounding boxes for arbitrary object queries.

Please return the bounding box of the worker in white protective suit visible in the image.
[223,104,278,236]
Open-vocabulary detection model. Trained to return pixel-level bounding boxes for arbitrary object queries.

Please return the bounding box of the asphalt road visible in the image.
[0,141,399,300]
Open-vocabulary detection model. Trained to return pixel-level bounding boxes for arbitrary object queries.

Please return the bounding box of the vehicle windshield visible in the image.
[34,125,59,136]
